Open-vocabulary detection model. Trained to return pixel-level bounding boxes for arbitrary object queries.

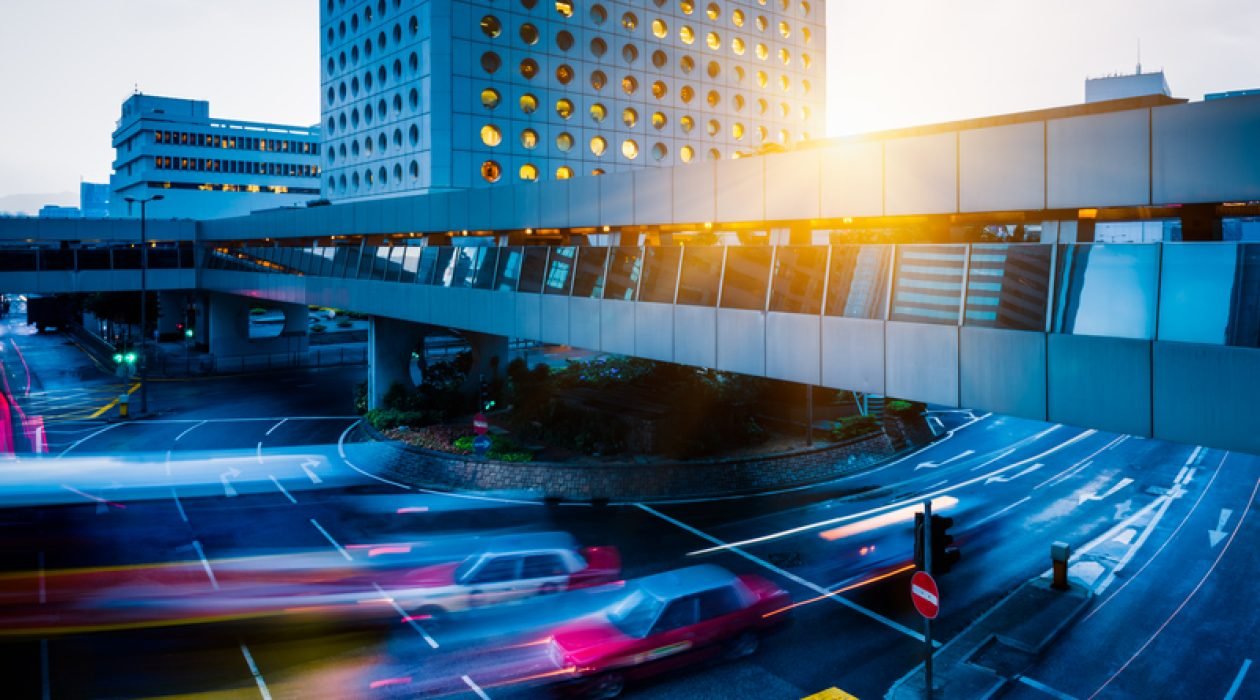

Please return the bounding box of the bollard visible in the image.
[1050,541,1071,590]
[118,394,130,420]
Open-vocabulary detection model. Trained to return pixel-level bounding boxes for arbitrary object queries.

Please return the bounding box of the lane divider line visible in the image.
[1017,675,1079,700]
[310,518,352,561]
[636,503,934,646]
[174,420,208,442]
[171,487,189,523]
[191,540,219,590]
[264,418,287,436]
[239,643,273,700]
[1225,659,1253,700]
[462,674,491,700]
[337,420,412,490]
[56,422,123,458]
[371,582,440,649]
[268,475,297,505]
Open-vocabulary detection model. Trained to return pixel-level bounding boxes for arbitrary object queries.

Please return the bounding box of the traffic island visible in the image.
[885,577,1092,700]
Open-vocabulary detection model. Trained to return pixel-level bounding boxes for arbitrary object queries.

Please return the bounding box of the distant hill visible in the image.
[0,191,77,217]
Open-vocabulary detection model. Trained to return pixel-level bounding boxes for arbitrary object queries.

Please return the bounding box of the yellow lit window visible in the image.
[590,136,608,156]
[756,15,767,31]
[706,3,720,20]
[680,115,695,132]
[680,0,694,15]
[622,107,638,127]
[480,15,502,38]
[680,85,694,103]
[732,9,744,27]
[591,70,607,90]
[755,43,768,60]
[756,70,768,87]
[706,119,720,136]
[521,129,539,149]
[706,32,720,50]
[480,124,502,147]
[621,12,637,30]
[732,37,745,55]
[520,93,538,113]
[555,1,573,18]
[652,112,667,129]
[652,19,668,38]
[556,166,574,179]
[707,89,720,107]
[733,94,745,111]
[480,88,500,109]
[680,26,695,44]
[590,103,608,122]
[779,129,789,144]
[621,139,639,159]
[780,74,790,91]
[779,20,790,39]
[621,75,638,95]
[802,27,812,45]
[680,145,695,163]
[556,132,574,151]
[652,80,668,100]
[732,123,745,140]
[779,47,790,65]
[519,163,539,181]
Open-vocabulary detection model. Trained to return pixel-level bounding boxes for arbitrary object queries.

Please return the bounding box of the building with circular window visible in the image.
[321,0,825,197]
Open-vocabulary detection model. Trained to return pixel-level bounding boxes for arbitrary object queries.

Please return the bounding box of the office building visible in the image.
[80,182,110,218]
[110,94,322,219]
[1085,69,1171,103]
[320,0,826,201]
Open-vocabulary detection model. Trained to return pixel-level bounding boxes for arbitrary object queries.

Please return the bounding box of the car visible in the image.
[546,564,791,698]
[379,531,621,618]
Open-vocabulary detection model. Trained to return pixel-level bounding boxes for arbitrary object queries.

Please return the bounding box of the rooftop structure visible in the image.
[1085,69,1171,103]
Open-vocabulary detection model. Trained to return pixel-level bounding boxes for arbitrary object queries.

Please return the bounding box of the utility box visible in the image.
[1051,541,1071,590]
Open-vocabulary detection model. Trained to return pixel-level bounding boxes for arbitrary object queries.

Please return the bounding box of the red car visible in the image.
[546,564,791,698]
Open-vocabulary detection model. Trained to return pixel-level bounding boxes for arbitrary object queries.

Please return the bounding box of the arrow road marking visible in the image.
[1208,508,1233,548]
[915,449,975,471]
[986,463,1042,485]
[220,468,241,498]
[1113,499,1134,521]
[1078,477,1134,505]
[301,459,323,484]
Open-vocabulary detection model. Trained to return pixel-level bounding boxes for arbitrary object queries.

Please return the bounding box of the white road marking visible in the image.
[1017,675,1079,700]
[690,429,1098,555]
[462,674,491,700]
[1077,477,1134,505]
[974,497,1032,528]
[56,422,122,457]
[171,487,188,523]
[301,459,323,484]
[174,420,207,441]
[60,484,123,510]
[1104,435,1129,451]
[220,468,241,498]
[255,441,264,464]
[191,540,219,590]
[914,449,975,471]
[1034,435,1129,490]
[164,449,172,477]
[985,463,1042,485]
[265,418,288,436]
[337,420,413,490]
[1208,508,1233,548]
[268,475,297,504]
[311,518,352,561]
[1224,659,1253,700]
[925,479,949,490]
[239,643,273,700]
[1088,476,1258,700]
[371,582,439,649]
[968,448,1016,472]
[637,503,934,646]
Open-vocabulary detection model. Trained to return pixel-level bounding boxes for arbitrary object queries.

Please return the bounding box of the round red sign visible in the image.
[473,413,489,436]
[910,571,940,619]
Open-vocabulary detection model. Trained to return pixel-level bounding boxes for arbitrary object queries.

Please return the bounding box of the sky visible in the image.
[1,0,1257,207]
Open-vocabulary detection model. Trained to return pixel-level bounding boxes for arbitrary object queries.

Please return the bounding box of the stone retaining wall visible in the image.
[349,425,901,502]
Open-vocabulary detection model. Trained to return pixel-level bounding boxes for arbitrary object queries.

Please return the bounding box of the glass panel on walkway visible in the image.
[769,245,827,315]
[720,246,773,310]
[824,245,890,319]
[676,246,724,307]
[964,244,1052,331]
[890,244,966,325]
[1053,243,1158,340]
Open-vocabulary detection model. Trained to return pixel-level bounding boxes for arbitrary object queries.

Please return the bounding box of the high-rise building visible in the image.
[80,182,110,218]
[110,94,323,219]
[320,0,826,202]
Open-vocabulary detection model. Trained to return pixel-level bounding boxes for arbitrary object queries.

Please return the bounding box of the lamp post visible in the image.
[123,194,163,415]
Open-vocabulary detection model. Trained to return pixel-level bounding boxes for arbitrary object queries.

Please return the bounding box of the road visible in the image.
[0,314,1256,700]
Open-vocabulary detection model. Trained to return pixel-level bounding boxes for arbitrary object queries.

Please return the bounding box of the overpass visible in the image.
[2,94,1259,453]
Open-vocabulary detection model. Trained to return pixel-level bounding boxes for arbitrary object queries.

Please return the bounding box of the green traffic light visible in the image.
[112,353,123,364]
[184,328,194,338]
[124,352,137,364]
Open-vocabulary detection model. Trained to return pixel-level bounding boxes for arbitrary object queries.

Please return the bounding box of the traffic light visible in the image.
[930,515,961,575]
[479,376,492,411]
[184,327,194,339]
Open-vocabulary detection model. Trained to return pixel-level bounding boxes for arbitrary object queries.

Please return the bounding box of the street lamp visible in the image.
[123,194,163,415]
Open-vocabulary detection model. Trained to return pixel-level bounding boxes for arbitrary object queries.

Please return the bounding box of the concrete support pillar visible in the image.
[208,293,309,359]
[368,315,428,410]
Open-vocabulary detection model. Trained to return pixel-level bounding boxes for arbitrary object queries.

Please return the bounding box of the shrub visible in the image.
[249,307,267,316]
[353,381,368,415]
[365,408,441,431]
[831,414,880,441]
[336,319,353,328]
[410,424,470,452]
[311,323,327,333]
[885,399,918,415]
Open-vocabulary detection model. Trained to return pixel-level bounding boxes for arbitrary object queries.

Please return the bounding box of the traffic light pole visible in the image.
[923,498,933,700]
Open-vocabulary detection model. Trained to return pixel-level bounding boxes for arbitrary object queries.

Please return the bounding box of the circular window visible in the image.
[557,30,574,51]
[779,129,790,144]
[733,9,745,26]
[732,37,745,55]
[621,75,638,95]
[556,132,574,151]
[365,168,374,185]
[779,21,791,39]
[590,37,608,57]
[680,26,695,44]
[707,60,720,78]
[708,148,721,161]
[393,163,403,182]
[780,101,791,118]
[652,19,668,38]
[521,129,539,149]
[520,93,538,113]
[706,32,720,50]
[680,85,694,103]
[681,55,695,73]
[480,15,501,38]
[779,47,790,65]
[652,142,668,161]
[590,136,608,156]
[590,103,608,122]
[519,23,540,44]
[520,58,539,79]
[591,70,607,90]
[555,1,573,18]
[379,166,388,185]
[758,97,768,114]
[755,43,768,60]
[556,166,574,180]
[520,163,539,181]
[622,44,638,63]
[556,98,574,119]
[780,74,790,91]
[732,123,745,140]
[622,107,638,127]
[680,145,695,163]
[652,112,668,130]
[803,27,812,45]
[706,119,720,136]
[556,64,574,84]
[680,0,694,15]
[802,53,812,70]
[802,79,812,95]
[802,1,811,16]
[590,4,607,24]
[680,115,695,132]
[733,94,745,111]
[621,12,637,30]
[521,0,538,8]
[802,105,812,120]
[393,128,403,146]
[758,126,768,143]
[652,49,668,68]
[481,88,500,108]
[481,160,502,182]
[622,140,639,159]
[481,51,501,73]
[708,3,722,19]
[480,124,502,147]
[410,160,420,179]
[756,15,767,32]
[592,168,606,176]
[757,70,768,87]
[706,89,720,107]
[651,80,668,99]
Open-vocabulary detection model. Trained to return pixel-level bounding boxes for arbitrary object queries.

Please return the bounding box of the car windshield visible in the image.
[608,589,665,638]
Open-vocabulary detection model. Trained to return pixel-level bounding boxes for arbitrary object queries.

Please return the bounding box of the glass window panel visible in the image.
[178,244,196,269]
[416,246,440,284]
[113,247,141,269]
[372,246,393,280]
[0,249,36,271]
[398,246,419,283]
[518,246,549,293]
[386,246,406,281]
[473,248,500,289]
[433,247,457,287]
[451,247,480,288]
[604,246,643,301]
[1052,243,1158,340]
[890,244,966,325]
[964,244,1052,331]
[639,246,683,303]
[824,245,891,319]
[544,246,578,295]
[1159,243,1260,347]
[147,247,179,269]
[39,249,73,271]
[77,247,111,270]
[572,247,610,299]
[495,247,524,291]
[676,246,724,307]
[769,246,827,315]
[720,247,773,310]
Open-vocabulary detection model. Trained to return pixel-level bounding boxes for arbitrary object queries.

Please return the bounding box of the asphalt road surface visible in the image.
[0,315,1256,700]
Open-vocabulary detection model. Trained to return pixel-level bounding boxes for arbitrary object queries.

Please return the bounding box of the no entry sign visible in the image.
[910,571,940,619]
[473,413,489,436]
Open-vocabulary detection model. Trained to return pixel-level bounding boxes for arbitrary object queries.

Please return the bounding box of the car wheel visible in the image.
[586,673,624,700]
[724,632,760,661]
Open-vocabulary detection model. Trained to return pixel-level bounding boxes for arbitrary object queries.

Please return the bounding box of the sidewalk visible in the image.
[886,577,1092,700]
